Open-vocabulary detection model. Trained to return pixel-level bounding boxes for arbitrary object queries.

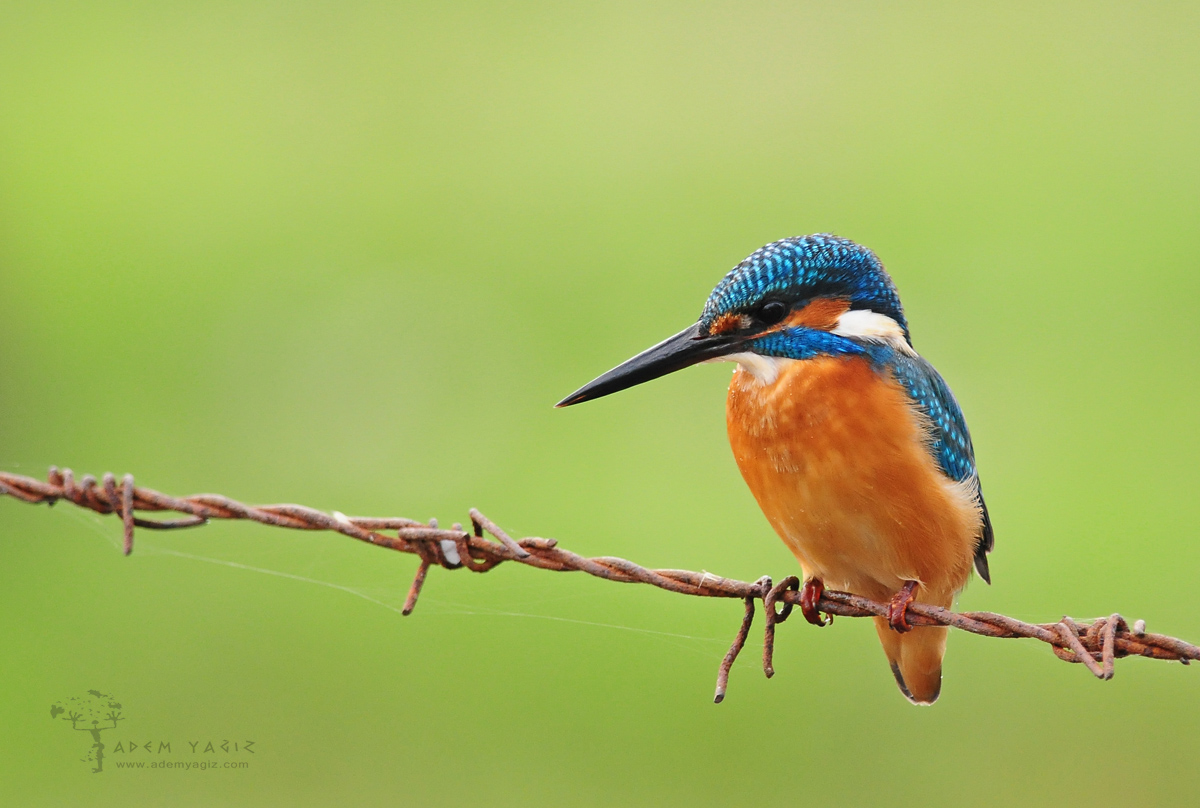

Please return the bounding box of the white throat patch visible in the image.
[722,352,795,385]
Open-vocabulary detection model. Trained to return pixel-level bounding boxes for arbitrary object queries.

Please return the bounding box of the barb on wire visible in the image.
[2,467,1196,702]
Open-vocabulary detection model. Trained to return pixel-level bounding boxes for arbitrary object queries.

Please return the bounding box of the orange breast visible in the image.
[726,355,980,605]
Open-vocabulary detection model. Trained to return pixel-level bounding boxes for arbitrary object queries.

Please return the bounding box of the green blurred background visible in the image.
[2,2,1198,805]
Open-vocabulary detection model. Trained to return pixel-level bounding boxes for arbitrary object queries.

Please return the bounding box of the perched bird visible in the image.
[557,234,992,704]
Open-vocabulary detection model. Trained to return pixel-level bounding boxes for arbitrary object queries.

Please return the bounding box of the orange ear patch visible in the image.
[784,297,851,331]
[709,312,751,336]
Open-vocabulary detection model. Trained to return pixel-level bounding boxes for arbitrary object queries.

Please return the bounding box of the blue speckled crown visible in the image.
[700,234,910,343]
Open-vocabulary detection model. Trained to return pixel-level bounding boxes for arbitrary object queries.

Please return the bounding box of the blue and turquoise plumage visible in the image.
[701,234,910,340]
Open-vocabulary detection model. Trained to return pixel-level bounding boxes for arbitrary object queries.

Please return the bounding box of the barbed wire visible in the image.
[2,466,1196,702]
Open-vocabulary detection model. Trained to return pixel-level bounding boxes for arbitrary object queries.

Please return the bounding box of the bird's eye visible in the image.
[757,300,789,325]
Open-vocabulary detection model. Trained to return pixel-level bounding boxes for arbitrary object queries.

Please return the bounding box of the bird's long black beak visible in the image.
[556,322,744,407]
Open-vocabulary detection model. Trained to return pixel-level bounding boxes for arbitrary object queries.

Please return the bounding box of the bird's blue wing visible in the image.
[889,353,976,483]
[887,352,994,582]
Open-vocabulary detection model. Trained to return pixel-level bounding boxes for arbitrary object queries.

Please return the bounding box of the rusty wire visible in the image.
[2,466,1196,702]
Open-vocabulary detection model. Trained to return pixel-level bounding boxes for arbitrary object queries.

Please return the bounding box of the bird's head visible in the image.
[556,234,910,407]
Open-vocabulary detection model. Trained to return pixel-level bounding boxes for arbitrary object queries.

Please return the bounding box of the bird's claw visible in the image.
[887,581,919,633]
[799,578,828,627]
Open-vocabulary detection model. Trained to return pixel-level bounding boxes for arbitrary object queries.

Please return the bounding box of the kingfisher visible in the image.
[557,234,993,704]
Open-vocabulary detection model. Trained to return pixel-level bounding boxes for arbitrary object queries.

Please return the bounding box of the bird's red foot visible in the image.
[800,578,828,627]
[887,580,920,633]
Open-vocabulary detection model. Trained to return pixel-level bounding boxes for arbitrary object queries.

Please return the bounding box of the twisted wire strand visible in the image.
[2,467,1195,702]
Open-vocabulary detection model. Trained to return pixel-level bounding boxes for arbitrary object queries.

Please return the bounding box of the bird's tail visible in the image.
[873,618,948,705]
